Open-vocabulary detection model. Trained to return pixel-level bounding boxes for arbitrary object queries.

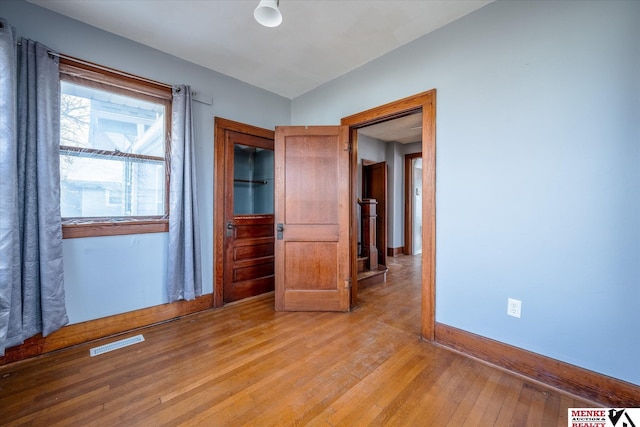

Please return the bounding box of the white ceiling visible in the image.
[29,0,492,99]
[359,111,423,144]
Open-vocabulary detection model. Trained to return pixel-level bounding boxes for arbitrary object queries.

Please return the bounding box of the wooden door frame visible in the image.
[341,90,436,341]
[404,152,422,256]
[213,117,275,309]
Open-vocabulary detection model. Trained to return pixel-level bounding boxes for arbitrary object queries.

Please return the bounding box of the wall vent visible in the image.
[89,334,145,357]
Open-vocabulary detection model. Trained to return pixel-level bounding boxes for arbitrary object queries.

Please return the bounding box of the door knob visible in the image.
[276,223,284,240]
[226,222,233,237]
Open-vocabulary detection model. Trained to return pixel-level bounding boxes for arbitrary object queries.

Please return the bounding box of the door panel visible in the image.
[234,242,274,260]
[223,130,275,303]
[234,222,274,239]
[234,263,274,282]
[284,137,339,224]
[275,126,350,312]
[285,242,338,290]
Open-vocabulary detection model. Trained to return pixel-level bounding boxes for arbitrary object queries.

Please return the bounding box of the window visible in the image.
[59,59,172,238]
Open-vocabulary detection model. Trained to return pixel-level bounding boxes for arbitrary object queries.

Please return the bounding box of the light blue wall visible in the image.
[292,1,640,385]
[1,0,290,323]
[387,141,422,249]
[62,234,168,322]
[391,142,421,248]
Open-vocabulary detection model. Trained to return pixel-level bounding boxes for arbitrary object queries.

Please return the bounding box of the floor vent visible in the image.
[89,334,145,357]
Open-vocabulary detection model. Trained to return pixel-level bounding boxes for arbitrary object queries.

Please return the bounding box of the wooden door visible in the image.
[362,161,387,267]
[223,130,275,303]
[274,126,350,312]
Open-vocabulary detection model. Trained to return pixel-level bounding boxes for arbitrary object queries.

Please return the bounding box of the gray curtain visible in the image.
[166,85,202,302]
[0,19,68,355]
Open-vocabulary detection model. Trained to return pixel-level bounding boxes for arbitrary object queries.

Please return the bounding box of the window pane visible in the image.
[60,81,165,157]
[61,154,165,218]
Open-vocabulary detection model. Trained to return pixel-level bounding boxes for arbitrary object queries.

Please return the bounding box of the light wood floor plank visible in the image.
[456,368,502,427]
[0,255,596,426]
[445,364,500,427]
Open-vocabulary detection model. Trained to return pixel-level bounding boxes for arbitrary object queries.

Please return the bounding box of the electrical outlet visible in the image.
[507,298,521,318]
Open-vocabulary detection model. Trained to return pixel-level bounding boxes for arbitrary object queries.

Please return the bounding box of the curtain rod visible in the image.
[14,43,214,101]
[50,51,173,90]
[33,49,173,91]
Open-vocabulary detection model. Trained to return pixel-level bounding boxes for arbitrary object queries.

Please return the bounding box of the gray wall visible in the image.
[292,1,640,385]
[1,0,290,323]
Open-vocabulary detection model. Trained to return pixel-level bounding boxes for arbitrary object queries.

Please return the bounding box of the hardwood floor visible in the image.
[0,255,594,426]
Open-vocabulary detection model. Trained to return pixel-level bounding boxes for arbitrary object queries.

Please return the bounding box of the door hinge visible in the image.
[343,141,352,152]
[344,278,352,289]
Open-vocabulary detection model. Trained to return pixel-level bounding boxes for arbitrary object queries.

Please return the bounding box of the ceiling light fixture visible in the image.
[254,0,282,28]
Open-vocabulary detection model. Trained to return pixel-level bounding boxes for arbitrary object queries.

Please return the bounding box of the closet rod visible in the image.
[234,179,268,185]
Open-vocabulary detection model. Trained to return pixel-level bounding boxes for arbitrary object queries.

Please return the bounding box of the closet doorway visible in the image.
[214,118,275,307]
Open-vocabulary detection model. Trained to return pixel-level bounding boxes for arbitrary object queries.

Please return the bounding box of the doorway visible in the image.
[361,160,387,267]
[342,89,436,340]
[404,152,423,256]
[213,90,436,338]
[411,158,423,255]
[213,118,276,308]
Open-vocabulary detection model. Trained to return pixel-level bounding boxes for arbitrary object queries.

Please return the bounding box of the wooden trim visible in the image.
[421,91,437,341]
[404,152,422,256]
[350,128,359,307]
[213,119,226,308]
[213,117,275,309]
[435,323,640,408]
[342,91,429,127]
[387,247,403,257]
[0,294,213,365]
[341,89,436,341]
[60,58,172,101]
[214,117,275,140]
[62,219,168,239]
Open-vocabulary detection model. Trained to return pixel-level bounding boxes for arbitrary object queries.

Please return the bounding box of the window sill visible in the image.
[62,219,169,239]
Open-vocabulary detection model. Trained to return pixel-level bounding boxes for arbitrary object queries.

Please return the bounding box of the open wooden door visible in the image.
[274,126,351,312]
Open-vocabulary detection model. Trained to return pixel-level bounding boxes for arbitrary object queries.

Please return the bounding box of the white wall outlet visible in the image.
[507,298,522,318]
